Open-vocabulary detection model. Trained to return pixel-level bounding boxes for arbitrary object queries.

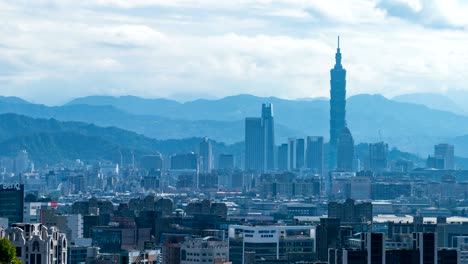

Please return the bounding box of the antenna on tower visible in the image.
[338,35,340,49]
[378,129,383,142]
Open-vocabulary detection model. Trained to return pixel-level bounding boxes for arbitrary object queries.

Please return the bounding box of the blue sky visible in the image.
[0,0,468,105]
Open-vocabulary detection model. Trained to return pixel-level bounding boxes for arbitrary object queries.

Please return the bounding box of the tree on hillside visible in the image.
[0,238,21,264]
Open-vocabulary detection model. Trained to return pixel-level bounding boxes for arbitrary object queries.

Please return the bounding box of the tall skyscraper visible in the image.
[435,143,455,170]
[329,36,347,170]
[199,137,213,173]
[295,138,305,169]
[306,136,324,174]
[262,103,275,171]
[368,142,389,172]
[413,232,437,264]
[245,117,264,171]
[244,104,275,171]
[288,138,297,171]
[316,218,341,262]
[278,143,288,171]
[337,127,354,171]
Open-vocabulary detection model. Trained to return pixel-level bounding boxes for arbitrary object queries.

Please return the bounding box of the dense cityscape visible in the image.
[0,34,467,264]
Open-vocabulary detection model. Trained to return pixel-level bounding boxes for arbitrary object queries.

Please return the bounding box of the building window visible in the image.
[32,241,40,252]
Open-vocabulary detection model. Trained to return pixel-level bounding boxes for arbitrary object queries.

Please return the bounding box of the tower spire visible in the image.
[334,36,342,67]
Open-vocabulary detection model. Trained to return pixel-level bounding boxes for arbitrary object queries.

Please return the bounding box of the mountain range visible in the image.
[0,113,243,165]
[67,93,468,156]
[0,113,426,168]
[392,93,465,115]
[1,93,468,156]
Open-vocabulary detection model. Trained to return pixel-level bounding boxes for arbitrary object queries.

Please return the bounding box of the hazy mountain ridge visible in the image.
[3,94,468,155]
[0,114,243,165]
[67,93,468,155]
[392,92,465,115]
[0,100,299,144]
[0,113,425,167]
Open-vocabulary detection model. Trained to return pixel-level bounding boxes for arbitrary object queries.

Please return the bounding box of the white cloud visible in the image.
[0,0,467,104]
[89,24,166,47]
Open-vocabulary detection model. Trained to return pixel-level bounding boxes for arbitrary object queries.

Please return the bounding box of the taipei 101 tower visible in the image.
[328,36,347,170]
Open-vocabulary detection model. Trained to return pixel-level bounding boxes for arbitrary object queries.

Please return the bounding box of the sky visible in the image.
[1,0,468,105]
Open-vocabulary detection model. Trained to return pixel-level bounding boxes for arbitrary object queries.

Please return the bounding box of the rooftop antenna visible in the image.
[338,35,340,49]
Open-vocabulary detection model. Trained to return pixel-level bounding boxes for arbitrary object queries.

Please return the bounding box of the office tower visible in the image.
[277,143,288,171]
[245,117,264,171]
[306,136,324,174]
[337,127,354,171]
[438,249,458,264]
[262,103,275,171]
[199,137,213,173]
[317,218,341,262]
[413,232,437,264]
[288,138,297,171]
[142,170,161,190]
[295,138,305,169]
[350,176,371,200]
[371,182,411,200]
[435,143,455,169]
[140,153,163,171]
[329,36,348,170]
[180,237,228,264]
[171,153,198,170]
[41,210,83,243]
[217,154,234,170]
[333,232,385,264]
[366,232,385,264]
[426,155,445,169]
[5,223,68,264]
[228,225,316,264]
[91,221,138,254]
[368,142,389,172]
[0,183,24,223]
[245,104,276,171]
[328,199,373,224]
[186,200,227,218]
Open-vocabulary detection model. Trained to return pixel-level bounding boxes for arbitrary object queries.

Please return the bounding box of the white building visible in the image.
[0,217,8,229]
[4,223,67,264]
[228,225,316,264]
[180,237,227,264]
[453,236,468,264]
[66,214,83,242]
[23,202,49,223]
[41,210,83,243]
